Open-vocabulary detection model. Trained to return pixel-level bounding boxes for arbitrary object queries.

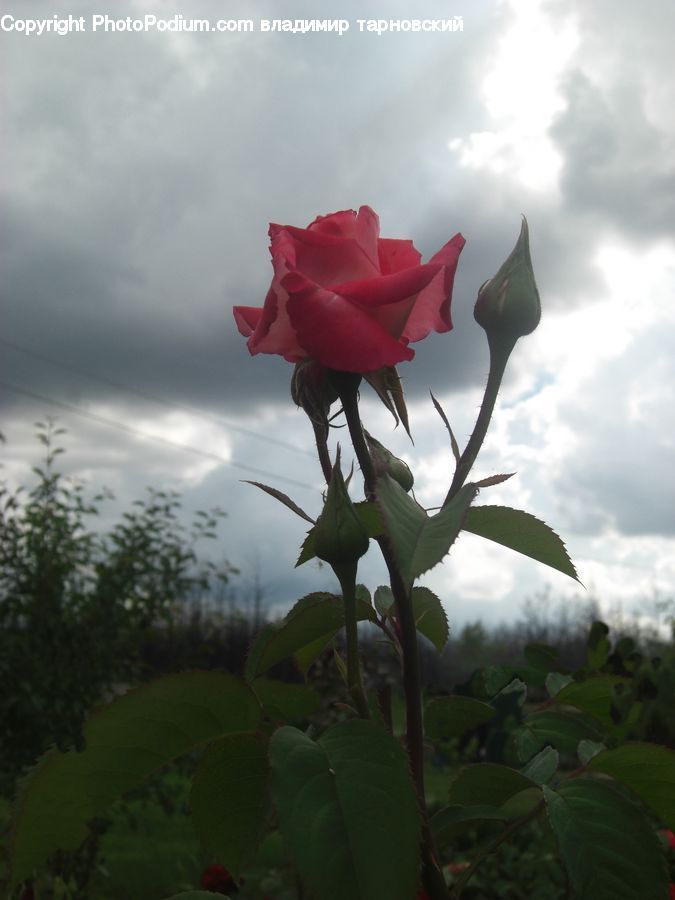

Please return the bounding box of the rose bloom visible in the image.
[234,206,465,373]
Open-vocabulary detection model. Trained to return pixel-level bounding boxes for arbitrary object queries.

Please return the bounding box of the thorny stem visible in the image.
[334,372,449,900]
[444,332,516,506]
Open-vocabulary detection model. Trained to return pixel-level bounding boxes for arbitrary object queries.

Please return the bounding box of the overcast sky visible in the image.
[2,0,674,632]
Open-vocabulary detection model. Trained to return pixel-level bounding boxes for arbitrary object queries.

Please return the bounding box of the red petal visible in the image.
[233,305,262,337]
[402,233,465,341]
[377,238,422,274]
[285,277,414,372]
[272,210,380,288]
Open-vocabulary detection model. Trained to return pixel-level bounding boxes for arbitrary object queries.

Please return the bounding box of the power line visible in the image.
[0,337,313,457]
[0,380,316,492]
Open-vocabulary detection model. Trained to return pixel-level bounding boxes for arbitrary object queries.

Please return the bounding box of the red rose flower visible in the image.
[234,206,465,373]
[201,863,238,894]
[670,884,675,900]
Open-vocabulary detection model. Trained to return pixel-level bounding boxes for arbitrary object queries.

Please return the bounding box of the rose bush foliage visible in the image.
[233,206,465,372]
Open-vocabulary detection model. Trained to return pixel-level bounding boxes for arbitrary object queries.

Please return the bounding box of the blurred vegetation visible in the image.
[1,423,673,899]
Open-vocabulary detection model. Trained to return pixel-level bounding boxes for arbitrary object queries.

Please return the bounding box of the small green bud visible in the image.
[365,432,414,492]
[474,217,541,339]
[313,448,370,566]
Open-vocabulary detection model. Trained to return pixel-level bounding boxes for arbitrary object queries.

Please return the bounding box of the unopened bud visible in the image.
[365,432,414,492]
[313,448,370,566]
[291,360,338,436]
[474,218,541,339]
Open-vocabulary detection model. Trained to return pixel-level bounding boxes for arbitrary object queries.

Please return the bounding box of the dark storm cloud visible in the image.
[1,0,509,419]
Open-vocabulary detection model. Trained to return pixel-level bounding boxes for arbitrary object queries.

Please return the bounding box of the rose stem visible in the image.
[444,331,516,506]
[334,372,448,899]
[334,561,371,719]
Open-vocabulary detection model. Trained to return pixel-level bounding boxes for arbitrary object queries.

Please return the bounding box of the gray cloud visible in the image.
[2,0,674,622]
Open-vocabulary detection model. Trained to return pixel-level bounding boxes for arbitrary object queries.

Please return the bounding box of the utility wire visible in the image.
[0,337,313,457]
[1,380,315,492]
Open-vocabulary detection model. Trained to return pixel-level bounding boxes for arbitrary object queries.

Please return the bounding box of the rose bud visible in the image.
[365,431,414,492]
[291,358,338,434]
[474,217,541,339]
[313,448,370,566]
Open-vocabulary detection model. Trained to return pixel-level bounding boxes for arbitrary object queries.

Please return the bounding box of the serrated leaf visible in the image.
[588,742,675,829]
[244,481,315,524]
[544,779,668,899]
[472,472,516,488]
[376,475,477,586]
[412,587,449,650]
[245,593,376,680]
[431,804,506,847]
[9,673,260,887]
[425,696,495,741]
[191,733,269,877]
[521,746,559,785]
[296,529,316,567]
[374,585,395,617]
[517,710,604,761]
[449,763,535,807]
[269,721,420,900]
[252,678,320,721]
[463,505,579,582]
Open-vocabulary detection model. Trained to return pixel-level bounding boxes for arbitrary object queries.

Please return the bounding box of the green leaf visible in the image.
[587,620,611,670]
[431,804,506,847]
[545,671,574,697]
[245,592,376,680]
[425,696,495,741]
[544,779,669,899]
[252,678,320,721]
[499,786,543,819]
[296,529,316,567]
[577,739,606,765]
[463,505,579,582]
[191,733,269,877]
[9,673,260,887]
[449,763,535,807]
[376,475,477,586]
[516,710,604,761]
[354,500,384,537]
[374,584,395,617]
[588,742,675,829]
[244,481,315,524]
[554,675,632,730]
[521,746,559,785]
[412,587,449,650]
[482,665,540,695]
[269,721,420,900]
